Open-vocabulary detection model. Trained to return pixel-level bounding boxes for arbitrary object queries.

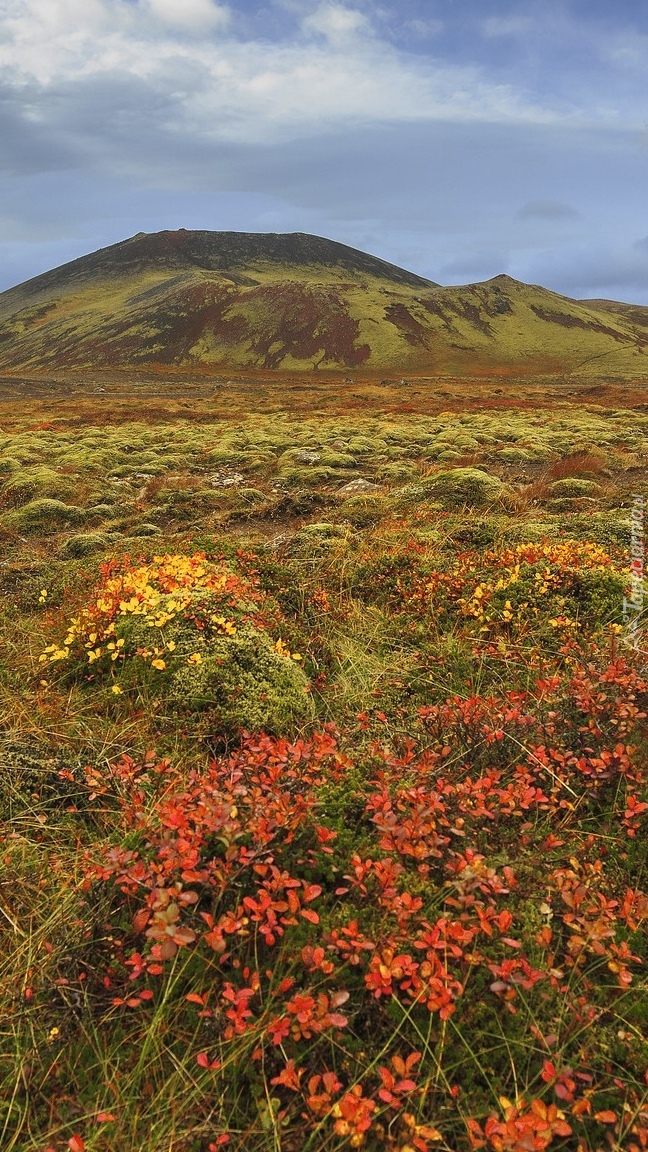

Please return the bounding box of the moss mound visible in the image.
[395,468,504,509]
[40,553,312,737]
[126,522,163,537]
[3,499,87,532]
[59,532,119,558]
[548,478,603,497]
[168,623,313,734]
[2,466,76,505]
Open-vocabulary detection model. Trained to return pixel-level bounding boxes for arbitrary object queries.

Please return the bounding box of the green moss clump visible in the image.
[59,532,119,558]
[395,468,503,509]
[236,488,267,504]
[434,449,465,462]
[502,520,557,544]
[2,499,87,532]
[127,523,163,537]
[375,462,418,482]
[549,478,603,497]
[288,522,350,556]
[168,624,313,735]
[426,467,505,507]
[345,435,388,455]
[317,451,358,469]
[547,497,599,513]
[295,522,347,540]
[278,466,338,488]
[2,466,76,505]
[446,517,503,548]
[495,447,534,463]
[337,496,386,527]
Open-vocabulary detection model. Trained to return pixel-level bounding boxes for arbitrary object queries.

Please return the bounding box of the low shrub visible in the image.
[40,552,312,737]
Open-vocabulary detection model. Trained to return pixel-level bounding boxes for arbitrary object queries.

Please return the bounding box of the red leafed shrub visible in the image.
[80,639,648,1150]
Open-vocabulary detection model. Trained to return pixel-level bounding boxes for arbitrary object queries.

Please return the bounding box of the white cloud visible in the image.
[301,4,369,44]
[146,0,231,32]
[0,0,571,144]
[405,18,444,39]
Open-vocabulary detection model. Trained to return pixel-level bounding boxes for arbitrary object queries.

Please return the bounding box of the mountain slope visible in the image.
[1,230,647,376]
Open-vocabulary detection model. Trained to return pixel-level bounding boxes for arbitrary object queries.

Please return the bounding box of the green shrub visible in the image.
[168,623,313,735]
[570,568,627,624]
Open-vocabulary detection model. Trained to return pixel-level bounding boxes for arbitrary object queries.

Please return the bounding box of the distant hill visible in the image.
[1,229,647,377]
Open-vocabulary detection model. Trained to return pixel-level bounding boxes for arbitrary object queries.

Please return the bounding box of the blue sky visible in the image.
[1,0,648,301]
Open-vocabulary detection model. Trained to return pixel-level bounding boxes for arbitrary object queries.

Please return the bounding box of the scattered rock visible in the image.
[209,472,245,488]
[338,478,383,495]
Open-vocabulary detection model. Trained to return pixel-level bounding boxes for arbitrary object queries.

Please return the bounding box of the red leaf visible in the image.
[301,908,320,924]
[327,1013,348,1028]
[595,1110,618,1124]
[95,1113,116,1123]
[330,989,350,1008]
[302,884,322,903]
[68,1137,86,1152]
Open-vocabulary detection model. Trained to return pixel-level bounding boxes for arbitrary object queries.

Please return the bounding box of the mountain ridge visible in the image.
[1,229,647,378]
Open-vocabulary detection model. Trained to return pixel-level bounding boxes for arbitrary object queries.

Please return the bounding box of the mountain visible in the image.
[1,229,647,377]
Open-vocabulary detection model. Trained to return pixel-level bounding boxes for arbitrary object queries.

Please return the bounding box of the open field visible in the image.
[1,373,647,1152]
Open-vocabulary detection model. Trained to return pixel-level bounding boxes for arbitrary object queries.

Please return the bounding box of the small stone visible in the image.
[339,478,383,495]
[210,472,245,488]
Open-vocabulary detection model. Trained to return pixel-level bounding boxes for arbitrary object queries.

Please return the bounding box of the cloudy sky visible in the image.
[1,0,648,300]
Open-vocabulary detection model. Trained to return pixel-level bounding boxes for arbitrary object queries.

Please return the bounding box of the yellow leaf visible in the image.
[151,658,166,671]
